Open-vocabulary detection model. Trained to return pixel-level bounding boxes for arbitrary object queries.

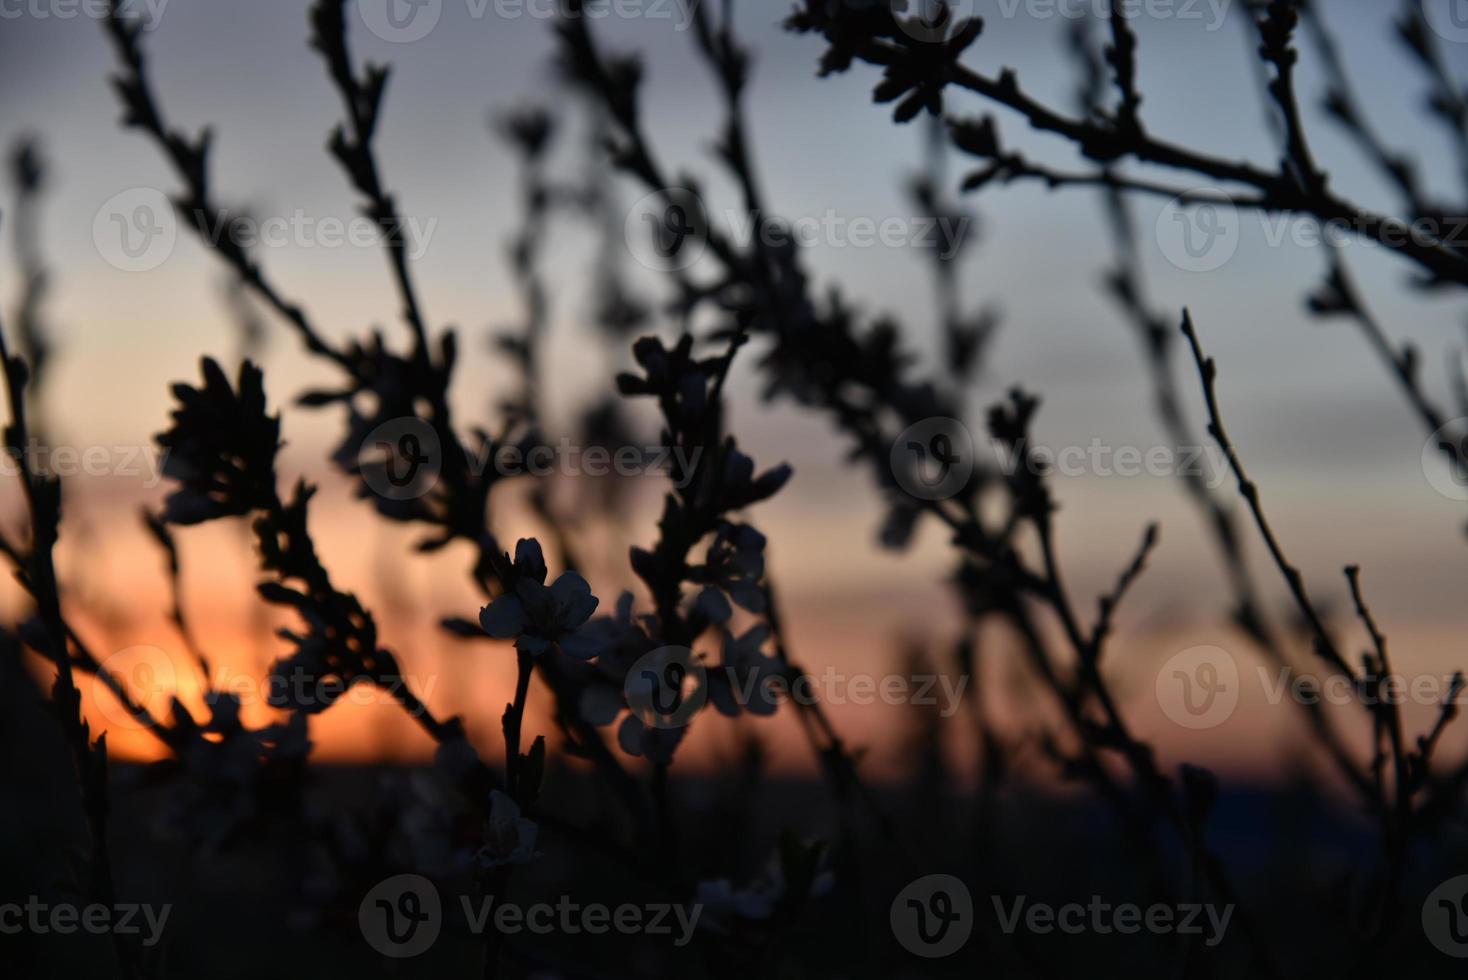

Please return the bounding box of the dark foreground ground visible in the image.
[6,738,1467,979]
[2,637,1463,979]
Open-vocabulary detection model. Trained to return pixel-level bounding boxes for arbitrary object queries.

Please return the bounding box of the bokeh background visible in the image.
[2,0,1467,785]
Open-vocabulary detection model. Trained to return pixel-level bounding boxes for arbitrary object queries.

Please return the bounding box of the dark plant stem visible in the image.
[505,648,534,799]
[1182,309,1467,947]
[0,306,133,979]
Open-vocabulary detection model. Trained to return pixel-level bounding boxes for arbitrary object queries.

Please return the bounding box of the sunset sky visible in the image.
[2,0,1467,783]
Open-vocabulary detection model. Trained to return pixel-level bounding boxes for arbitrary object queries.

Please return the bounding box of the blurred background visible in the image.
[1,0,1466,785]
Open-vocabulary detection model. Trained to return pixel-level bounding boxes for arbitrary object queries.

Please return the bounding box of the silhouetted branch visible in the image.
[308,0,430,362]
[1184,309,1467,938]
[104,2,353,372]
[1181,310,1355,677]
[1397,0,1468,204]
[0,276,133,979]
[787,2,1468,286]
[1302,0,1429,218]
[141,508,210,679]
[567,7,1257,946]
[8,139,53,433]
[1088,521,1158,656]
